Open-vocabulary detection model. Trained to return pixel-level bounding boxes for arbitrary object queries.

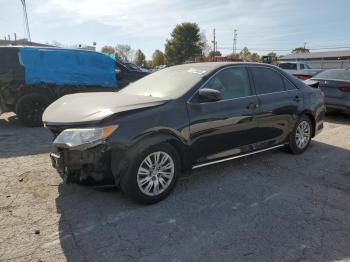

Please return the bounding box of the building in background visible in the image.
[0,38,53,47]
[0,38,96,51]
[281,50,350,69]
[75,44,96,51]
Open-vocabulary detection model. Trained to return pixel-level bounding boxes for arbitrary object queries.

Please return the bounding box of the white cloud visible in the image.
[1,0,350,58]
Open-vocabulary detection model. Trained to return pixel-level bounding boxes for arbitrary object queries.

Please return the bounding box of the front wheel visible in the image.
[120,143,180,204]
[288,115,313,154]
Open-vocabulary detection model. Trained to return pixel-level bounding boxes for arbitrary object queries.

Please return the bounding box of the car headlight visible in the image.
[53,125,118,149]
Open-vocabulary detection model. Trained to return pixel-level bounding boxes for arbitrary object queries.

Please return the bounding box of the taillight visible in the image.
[339,87,350,93]
[320,90,325,99]
[295,75,312,80]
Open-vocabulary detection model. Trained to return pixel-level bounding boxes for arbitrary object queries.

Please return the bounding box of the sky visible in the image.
[1,0,350,59]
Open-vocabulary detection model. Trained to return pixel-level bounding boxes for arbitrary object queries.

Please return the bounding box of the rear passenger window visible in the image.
[300,64,304,70]
[283,78,296,90]
[251,67,285,95]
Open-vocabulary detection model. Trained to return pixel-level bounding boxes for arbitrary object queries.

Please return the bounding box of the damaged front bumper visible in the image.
[50,144,114,184]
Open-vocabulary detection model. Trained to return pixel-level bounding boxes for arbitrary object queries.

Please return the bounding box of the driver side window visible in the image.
[204,67,252,100]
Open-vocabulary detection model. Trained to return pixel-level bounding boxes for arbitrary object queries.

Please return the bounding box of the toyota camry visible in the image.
[43,62,325,204]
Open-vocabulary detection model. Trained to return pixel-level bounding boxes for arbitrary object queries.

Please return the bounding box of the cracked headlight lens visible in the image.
[53,125,118,148]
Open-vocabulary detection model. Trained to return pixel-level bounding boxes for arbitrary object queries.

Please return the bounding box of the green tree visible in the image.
[134,49,146,66]
[101,46,115,55]
[151,50,165,67]
[292,47,310,54]
[165,22,203,65]
[239,47,251,61]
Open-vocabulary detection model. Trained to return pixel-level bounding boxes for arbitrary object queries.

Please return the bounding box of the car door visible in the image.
[249,66,303,147]
[187,66,260,165]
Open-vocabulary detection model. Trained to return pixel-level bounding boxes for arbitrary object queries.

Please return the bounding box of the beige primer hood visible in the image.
[42,92,168,124]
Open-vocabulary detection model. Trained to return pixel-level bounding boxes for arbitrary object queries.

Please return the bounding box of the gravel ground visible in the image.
[0,112,350,262]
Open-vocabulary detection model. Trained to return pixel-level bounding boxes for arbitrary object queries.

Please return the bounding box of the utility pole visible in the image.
[20,0,31,42]
[211,29,216,53]
[303,42,307,49]
[233,29,238,54]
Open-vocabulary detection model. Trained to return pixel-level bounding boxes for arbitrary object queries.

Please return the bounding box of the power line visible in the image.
[20,0,31,42]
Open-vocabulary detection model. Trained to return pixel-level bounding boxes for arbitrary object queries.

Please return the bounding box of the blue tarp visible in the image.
[18,47,117,88]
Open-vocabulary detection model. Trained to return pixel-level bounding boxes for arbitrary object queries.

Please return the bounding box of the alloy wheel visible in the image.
[137,151,175,196]
[295,120,311,149]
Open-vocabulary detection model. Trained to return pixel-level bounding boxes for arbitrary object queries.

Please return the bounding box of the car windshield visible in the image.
[126,63,141,71]
[119,64,211,99]
[313,69,350,81]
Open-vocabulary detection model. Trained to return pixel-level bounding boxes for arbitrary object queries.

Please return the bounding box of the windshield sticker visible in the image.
[187,68,207,75]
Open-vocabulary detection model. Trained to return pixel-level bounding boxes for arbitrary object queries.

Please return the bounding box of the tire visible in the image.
[120,143,180,204]
[288,115,313,154]
[16,93,50,127]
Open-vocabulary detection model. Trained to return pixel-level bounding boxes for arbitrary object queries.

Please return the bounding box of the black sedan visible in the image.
[43,62,325,204]
[311,69,350,113]
[116,60,149,88]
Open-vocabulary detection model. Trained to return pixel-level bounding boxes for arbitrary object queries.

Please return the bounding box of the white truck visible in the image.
[278,61,323,80]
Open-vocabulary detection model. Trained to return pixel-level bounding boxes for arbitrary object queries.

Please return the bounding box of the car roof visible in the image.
[170,62,277,73]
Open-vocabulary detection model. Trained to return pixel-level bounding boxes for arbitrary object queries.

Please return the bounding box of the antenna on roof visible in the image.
[20,0,31,42]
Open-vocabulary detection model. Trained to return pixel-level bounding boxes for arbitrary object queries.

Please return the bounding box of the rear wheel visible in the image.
[288,115,313,154]
[16,93,50,127]
[120,143,179,204]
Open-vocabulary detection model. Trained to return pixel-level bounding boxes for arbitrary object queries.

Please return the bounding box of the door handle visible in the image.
[246,103,258,111]
[293,95,301,102]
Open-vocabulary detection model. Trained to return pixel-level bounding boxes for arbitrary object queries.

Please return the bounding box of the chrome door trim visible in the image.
[192,144,286,169]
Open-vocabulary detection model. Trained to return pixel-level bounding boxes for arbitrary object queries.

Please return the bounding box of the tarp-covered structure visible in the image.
[0,47,117,88]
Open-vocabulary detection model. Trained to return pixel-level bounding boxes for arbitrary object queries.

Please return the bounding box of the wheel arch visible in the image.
[130,131,190,171]
[15,85,56,108]
[299,110,316,137]
[111,130,191,185]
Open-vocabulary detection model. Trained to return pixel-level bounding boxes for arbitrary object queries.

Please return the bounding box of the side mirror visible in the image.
[197,88,222,103]
[116,68,122,80]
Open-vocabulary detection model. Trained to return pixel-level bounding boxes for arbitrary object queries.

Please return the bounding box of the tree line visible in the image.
[101,22,311,68]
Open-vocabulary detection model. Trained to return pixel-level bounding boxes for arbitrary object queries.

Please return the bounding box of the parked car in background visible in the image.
[125,62,150,73]
[43,62,325,204]
[0,47,117,126]
[279,61,323,80]
[310,69,350,113]
[115,60,149,88]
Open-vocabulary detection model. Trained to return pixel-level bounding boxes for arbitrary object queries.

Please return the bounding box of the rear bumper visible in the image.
[325,97,350,110]
[325,98,350,112]
[314,104,326,137]
[50,145,114,184]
